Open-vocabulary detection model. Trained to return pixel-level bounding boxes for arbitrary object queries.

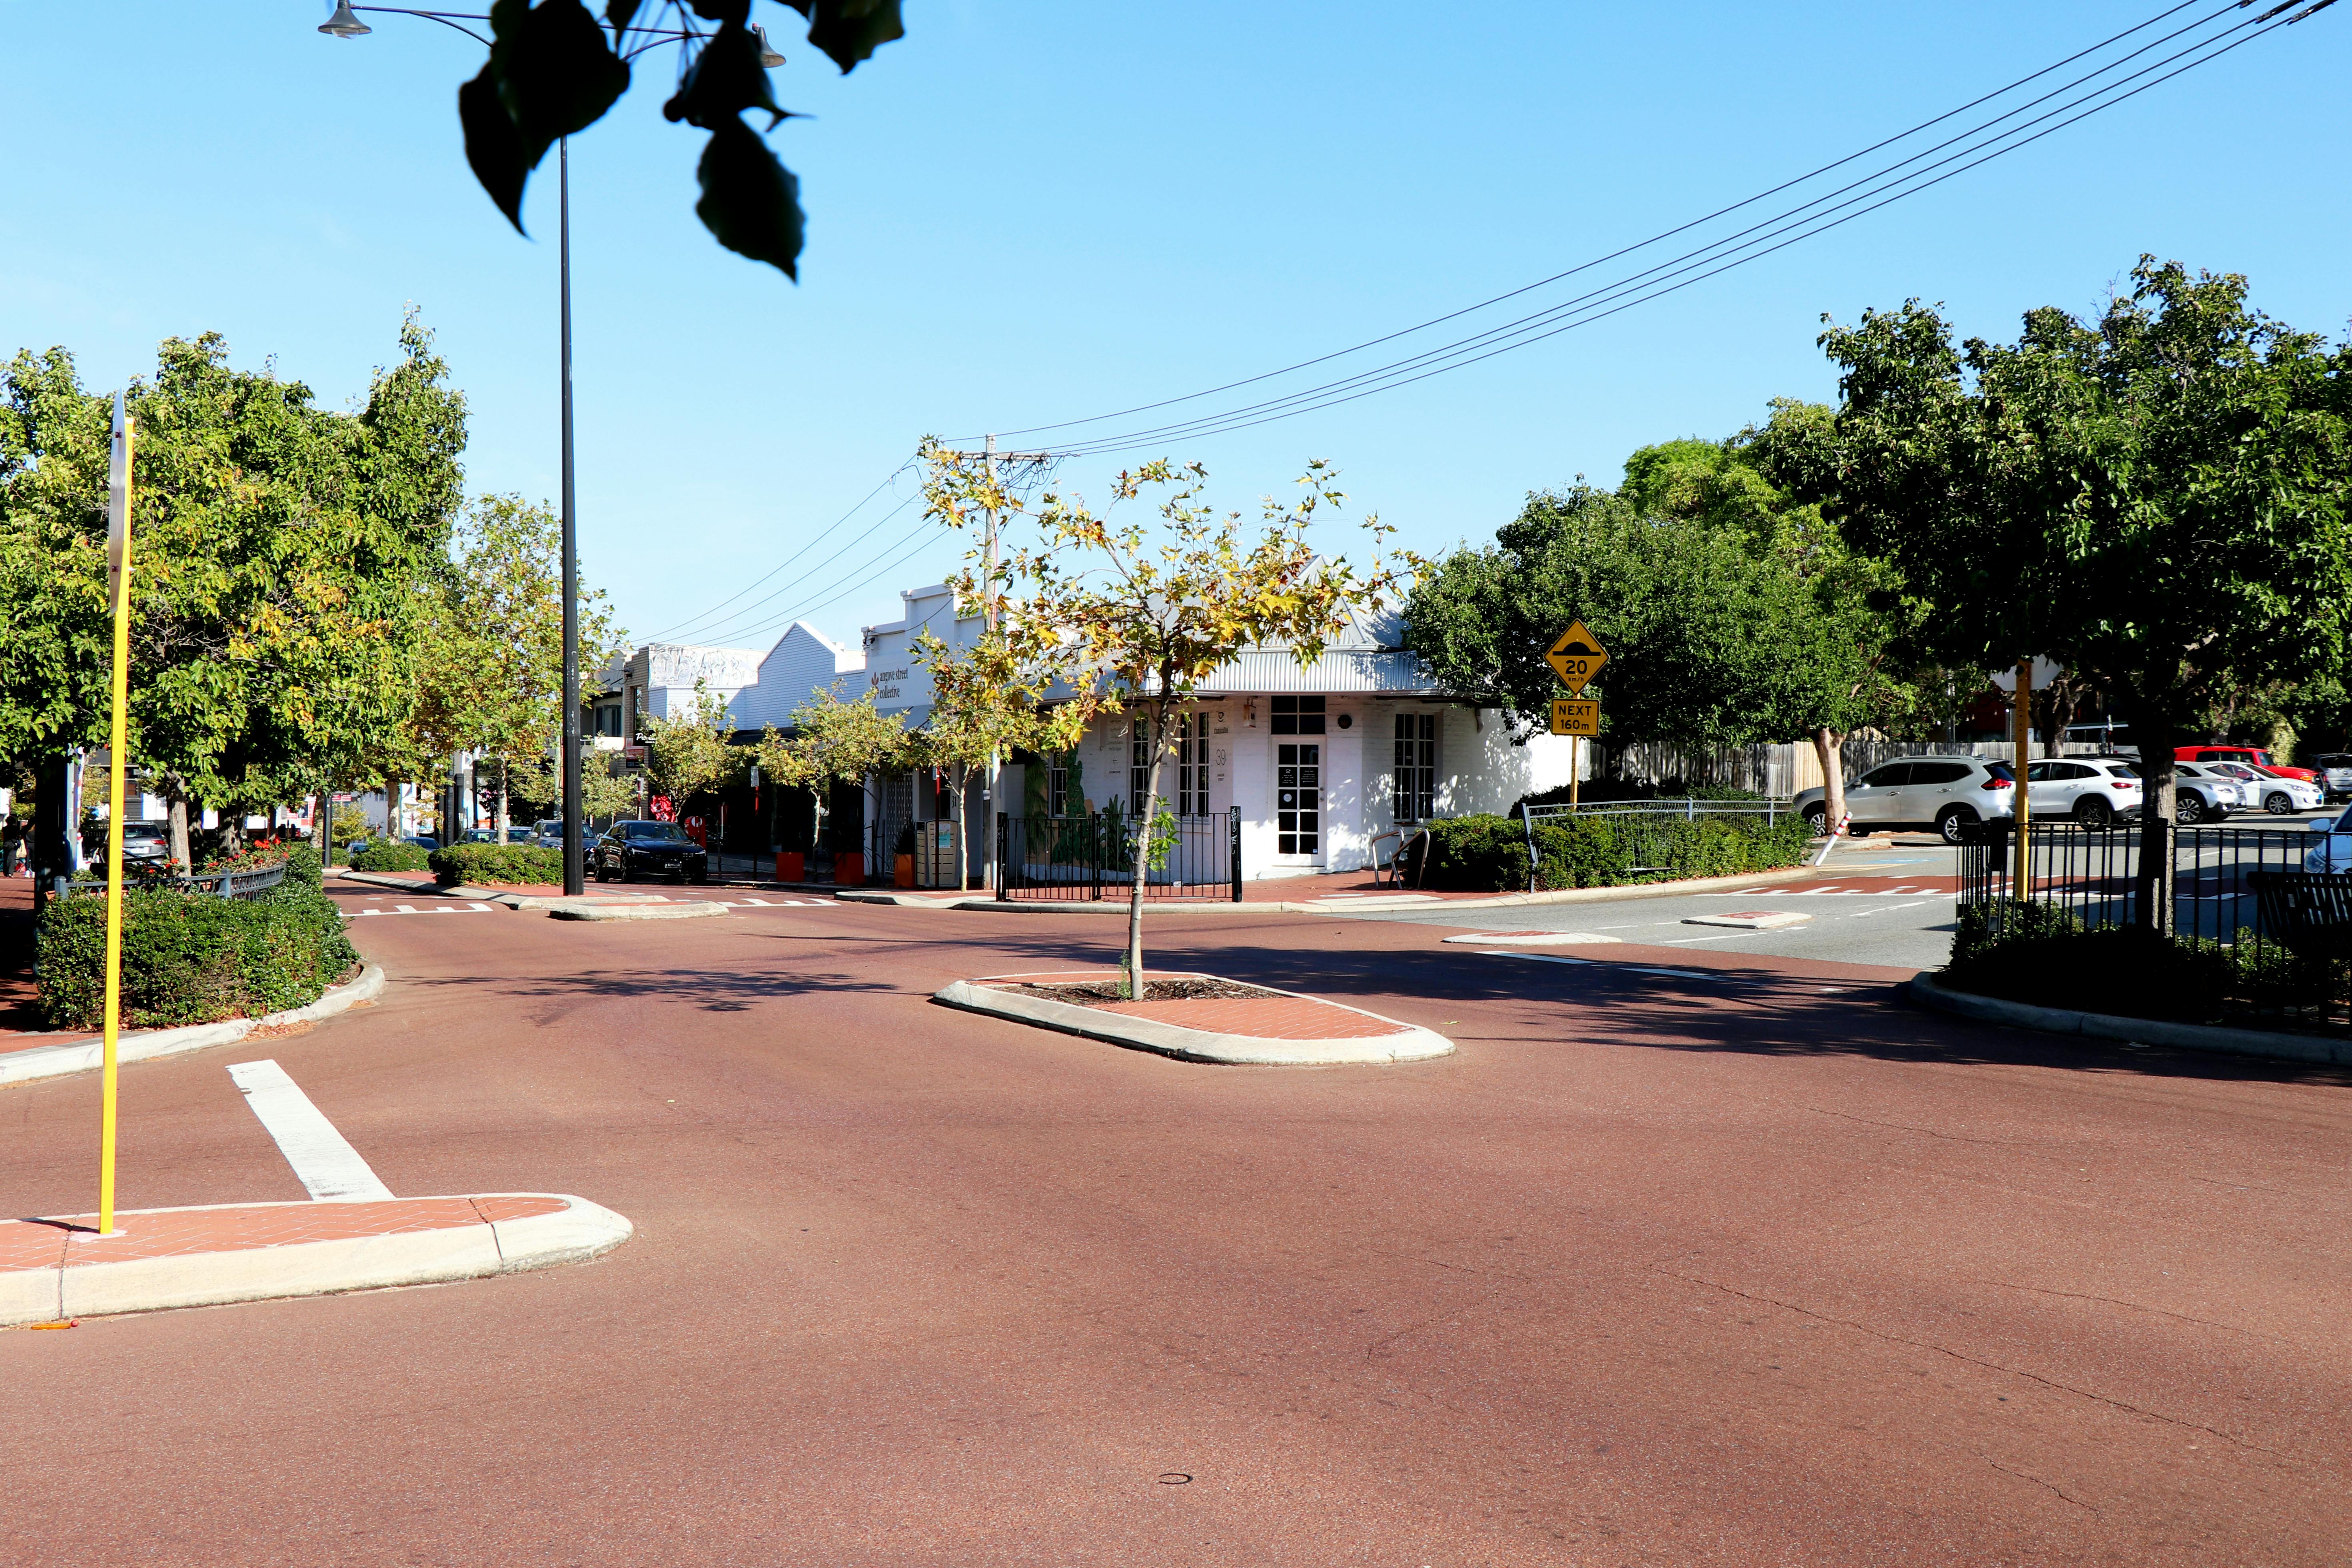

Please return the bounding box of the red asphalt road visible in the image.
[2,886,2347,1565]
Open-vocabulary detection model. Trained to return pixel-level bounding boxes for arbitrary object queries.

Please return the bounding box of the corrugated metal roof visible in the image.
[1194,649,1440,694]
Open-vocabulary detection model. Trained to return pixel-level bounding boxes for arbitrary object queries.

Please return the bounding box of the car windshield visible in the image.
[2102,763,2140,777]
[622,822,691,841]
[122,823,166,838]
[2213,763,2258,778]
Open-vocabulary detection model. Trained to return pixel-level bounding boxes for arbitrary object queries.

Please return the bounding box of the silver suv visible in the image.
[1796,757,2017,844]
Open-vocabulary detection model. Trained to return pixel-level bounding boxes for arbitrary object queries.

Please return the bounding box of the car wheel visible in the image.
[2266,791,2294,815]
[1803,805,1827,836]
[2175,792,2204,825]
[1935,806,1977,844]
[619,862,635,884]
[2074,797,2114,829]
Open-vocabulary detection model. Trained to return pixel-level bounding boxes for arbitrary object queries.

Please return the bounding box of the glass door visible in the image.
[1277,743,1321,859]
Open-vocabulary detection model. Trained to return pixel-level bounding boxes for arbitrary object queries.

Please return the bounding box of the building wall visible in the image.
[731,621,865,733]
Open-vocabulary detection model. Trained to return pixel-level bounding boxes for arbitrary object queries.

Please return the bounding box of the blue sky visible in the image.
[5,2,2348,658]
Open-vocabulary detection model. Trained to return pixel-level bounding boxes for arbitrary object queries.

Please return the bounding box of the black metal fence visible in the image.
[996,809,1242,902]
[65,860,289,900]
[1955,819,2350,1033]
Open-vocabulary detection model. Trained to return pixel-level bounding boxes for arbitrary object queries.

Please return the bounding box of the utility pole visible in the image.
[559,136,584,895]
[981,433,999,893]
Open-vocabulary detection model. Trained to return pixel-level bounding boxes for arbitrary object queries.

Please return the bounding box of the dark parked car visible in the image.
[403,835,440,852]
[592,820,709,884]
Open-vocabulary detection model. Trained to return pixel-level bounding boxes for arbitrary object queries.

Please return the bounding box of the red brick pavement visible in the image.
[981,971,1411,1040]
[1,1195,565,1270]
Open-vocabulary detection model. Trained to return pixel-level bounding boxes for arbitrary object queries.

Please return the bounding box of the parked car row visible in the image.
[1796,749,2334,843]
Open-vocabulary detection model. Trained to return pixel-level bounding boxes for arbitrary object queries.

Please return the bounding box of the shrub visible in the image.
[1410,811,1810,892]
[35,879,360,1030]
[1941,906,2333,1023]
[1513,778,1765,812]
[429,842,565,886]
[352,841,431,872]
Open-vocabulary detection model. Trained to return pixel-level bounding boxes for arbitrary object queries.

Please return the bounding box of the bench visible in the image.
[2246,871,2352,960]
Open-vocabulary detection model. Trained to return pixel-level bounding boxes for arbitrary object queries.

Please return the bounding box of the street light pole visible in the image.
[560,136,584,896]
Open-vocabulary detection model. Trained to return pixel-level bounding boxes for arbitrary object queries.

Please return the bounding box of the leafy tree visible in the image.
[1406,487,1817,744]
[0,318,467,865]
[755,686,910,857]
[1820,257,2352,929]
[447,0,904,278]
[407,494,623,838]
[638,677,739,808]
[929,446,1409,997]
[907,626,1087,891]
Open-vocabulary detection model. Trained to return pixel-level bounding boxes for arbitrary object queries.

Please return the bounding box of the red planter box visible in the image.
[894,853,914,889]
[831,851,864,887]
[774,851,804,883]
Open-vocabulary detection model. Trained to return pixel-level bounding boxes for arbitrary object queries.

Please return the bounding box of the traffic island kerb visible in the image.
[934,971,1454,1066]
[0,1192,633,1328]
[0,964,387,1090]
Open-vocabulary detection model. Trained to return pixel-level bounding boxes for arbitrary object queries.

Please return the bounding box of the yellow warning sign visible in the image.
[1549,699,1600,737]
[1546,621,1608,692]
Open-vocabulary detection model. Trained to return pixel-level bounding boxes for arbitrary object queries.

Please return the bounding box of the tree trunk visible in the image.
[1811,727,1846,838]
[2120,699,2178,937]
[166,792,191,873]
[1124,710,1165,1001]
[493,757,510,843]
[315,791,331,866]
[948,764,968,893]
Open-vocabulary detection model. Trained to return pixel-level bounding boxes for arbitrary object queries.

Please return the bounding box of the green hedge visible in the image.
[428,842,564,886]
[1413,812,1811,892]
[35,870,359,1031]
[1942,900,2320,1023]
[351,841,431,872]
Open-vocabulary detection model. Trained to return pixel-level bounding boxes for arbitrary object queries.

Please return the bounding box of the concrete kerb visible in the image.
[547,900,727,922]
[0,965,388,1089]
[848,858,1851,915]
[932,977,1454,1067]
[0,1193,632,1328]
[1908,971,2352,1069]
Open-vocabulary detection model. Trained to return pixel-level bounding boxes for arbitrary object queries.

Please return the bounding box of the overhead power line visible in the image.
[953,0,2330,458]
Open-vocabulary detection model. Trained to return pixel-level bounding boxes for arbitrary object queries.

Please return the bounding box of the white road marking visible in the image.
[347,902,494,917]
[225,1059,395,1202]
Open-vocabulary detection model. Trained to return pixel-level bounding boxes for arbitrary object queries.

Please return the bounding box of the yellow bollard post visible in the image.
[2011,657,2033,901]
[98,393,134,1236]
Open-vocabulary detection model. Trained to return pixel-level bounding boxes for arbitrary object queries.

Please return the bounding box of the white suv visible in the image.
[2024,757,2143,827]
[1796,757,2017,844]
[2170,761,2241,824]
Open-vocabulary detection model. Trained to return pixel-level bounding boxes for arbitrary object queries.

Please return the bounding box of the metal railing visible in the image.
[997,809,1241,902]
[65,859,289,900]
[1955,819,2350,1033]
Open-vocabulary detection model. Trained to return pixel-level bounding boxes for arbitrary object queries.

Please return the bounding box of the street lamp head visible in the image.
[318,2,373,38]
[750,23,785,67]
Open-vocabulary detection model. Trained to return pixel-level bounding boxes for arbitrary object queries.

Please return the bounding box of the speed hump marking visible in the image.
[1547,621,1608,691]
[1549,699,1599,737]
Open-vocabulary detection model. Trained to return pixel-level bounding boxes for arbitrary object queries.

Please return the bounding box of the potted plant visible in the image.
[893,821,916,888]
[775,846,805,884]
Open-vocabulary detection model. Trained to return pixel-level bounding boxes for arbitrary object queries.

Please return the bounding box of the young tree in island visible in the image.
[1821,258,2352,930]
[927,445,1411,998]
[755,687,910,868]
[907,627,1085,892]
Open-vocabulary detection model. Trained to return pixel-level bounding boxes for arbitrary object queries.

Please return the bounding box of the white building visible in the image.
[842,583,1580,881]
[615,643,767,739]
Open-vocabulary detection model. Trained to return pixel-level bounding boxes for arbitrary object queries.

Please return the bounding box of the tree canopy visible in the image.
[1819,256,2352,833]
[0,317,467,822]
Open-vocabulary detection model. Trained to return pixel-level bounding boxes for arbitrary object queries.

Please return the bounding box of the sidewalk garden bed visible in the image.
[1939,899,2327,1027]
[34,847,359,1031]
[1409,811,1810,894]
[427,843,565,886]
[1006,976,1281,1006]
[351,842,431,872]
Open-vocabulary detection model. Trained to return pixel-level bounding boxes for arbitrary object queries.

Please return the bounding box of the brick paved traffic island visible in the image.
[0,1193,632,1328]
[933,970,1454,1067]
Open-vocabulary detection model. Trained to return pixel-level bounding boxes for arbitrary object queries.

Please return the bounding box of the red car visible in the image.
[2173,745,2318,785]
